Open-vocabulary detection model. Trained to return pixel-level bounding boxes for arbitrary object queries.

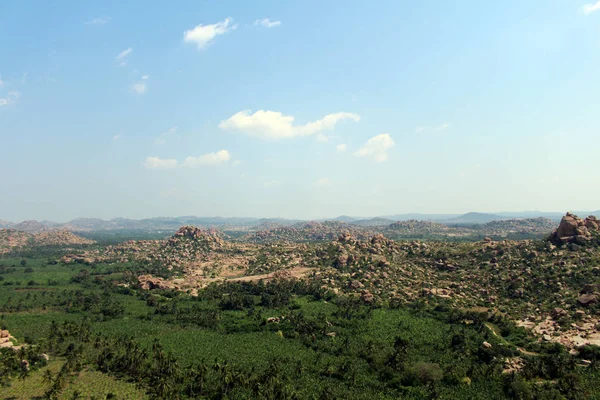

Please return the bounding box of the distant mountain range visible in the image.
[1,210,598,232]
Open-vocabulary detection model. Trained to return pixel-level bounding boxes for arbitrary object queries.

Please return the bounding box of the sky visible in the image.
[1,0,600,222]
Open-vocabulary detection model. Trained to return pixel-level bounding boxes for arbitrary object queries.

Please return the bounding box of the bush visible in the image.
[403,362,444,386]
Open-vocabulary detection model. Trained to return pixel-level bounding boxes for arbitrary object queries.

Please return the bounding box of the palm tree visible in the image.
[42,369,54,387]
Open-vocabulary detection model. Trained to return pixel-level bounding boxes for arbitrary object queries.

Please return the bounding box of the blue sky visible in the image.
[1,0,599,221]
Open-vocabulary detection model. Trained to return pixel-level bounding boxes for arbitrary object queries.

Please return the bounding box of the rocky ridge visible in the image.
[0,229,95,254]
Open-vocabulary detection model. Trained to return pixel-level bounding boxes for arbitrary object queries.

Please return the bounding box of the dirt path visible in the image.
[485,323,538,356]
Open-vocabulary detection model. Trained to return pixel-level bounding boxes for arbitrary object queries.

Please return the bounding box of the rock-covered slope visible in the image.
[240,221,374,243]
[0,229,95,254]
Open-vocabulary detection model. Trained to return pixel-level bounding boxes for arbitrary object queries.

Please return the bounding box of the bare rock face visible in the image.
[549,213,598,245]
[585,215,599,230]
[556,213,581,238]
[138,274,172,290]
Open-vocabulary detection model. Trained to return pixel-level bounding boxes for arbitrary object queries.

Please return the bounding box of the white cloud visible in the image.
[131,82,147,95]
[0,91,20,106]
[254,18,281,28]
[86,17,111,25]
[336,144,347,152]
[583,1,600,14]
[155,126,177,145]
[116,48,132,66]
[112,134,120,141]
[354,133,395,162]
[314,178,332,187]
[116,48,132,60]
[0,76,4,86]
[232,160,242,167]
[415,122,451,133]
[141,75,149,80]
[183,150,231,167]
[184,17,237,50]
[219,110,360,140]
[143,157,178,169]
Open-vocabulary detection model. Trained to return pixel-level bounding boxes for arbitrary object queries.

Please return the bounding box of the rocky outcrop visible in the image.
[549,213,599,245]
[1,228,95,255]
[0,329,22,351]
[137,274,173,290]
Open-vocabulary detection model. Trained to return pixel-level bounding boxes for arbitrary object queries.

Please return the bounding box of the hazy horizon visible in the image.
[2,1,600,222]
[3,209,600,225]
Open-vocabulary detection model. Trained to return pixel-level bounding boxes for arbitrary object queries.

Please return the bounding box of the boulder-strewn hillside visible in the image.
[0,229,95,254]
[0,230,31,254]
[90,213,595,348]
[240,221,374,243]
[11,220,51,233]
[383,220,459,237]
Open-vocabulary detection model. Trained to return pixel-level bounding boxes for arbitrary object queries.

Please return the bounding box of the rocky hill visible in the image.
[241,221,373,243]
[11,220,51,233]
[0,229,95,254]
[383,220,458,236]
[0,230,31,254]
[442,212,508,224]
[548,213,600,245]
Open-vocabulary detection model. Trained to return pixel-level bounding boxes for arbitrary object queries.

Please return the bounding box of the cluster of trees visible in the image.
[2,252,600,399]
[0,287,124,318]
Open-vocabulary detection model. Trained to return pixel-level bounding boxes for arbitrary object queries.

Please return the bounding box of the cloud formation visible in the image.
[183,150,231,167]
[143,157,178,169]
[254,18,281,28]
[131,82,147,94]
[184,18,237,49]
[144,150,232,169]
[336,144,347,152]
[0,91,20,106]
[354,133,395,162]
[116,48,132,66]
[219,110,360,140]
[583,1,600,14]
[86,17,111,25]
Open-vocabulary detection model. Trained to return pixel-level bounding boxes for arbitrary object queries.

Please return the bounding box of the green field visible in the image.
[1,252,600,399]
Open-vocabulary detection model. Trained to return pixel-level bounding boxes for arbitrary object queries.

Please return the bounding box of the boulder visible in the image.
[549,213,593,245]
[556,214,580,238]
[551,308,567,318]
[349,280,364,289]
[577,293,598,307]
[361,290,374,304]
[585,216,599,231]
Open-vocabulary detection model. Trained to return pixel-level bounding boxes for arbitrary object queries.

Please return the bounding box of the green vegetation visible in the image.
[1,250,600,399]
